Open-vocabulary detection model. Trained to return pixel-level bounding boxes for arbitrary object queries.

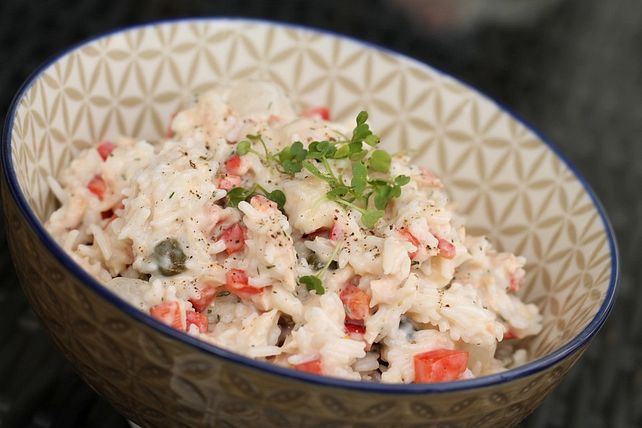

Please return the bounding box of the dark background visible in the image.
[0,0,640,427]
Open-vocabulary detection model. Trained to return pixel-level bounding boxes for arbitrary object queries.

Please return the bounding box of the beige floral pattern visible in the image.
[3,20,615,427]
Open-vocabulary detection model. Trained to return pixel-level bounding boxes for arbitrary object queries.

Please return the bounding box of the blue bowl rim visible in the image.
[1,17,620,394]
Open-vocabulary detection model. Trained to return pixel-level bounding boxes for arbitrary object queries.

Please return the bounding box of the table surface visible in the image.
[0,0,640,427]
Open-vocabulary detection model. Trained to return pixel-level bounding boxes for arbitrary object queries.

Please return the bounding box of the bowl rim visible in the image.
[1,17,620,394]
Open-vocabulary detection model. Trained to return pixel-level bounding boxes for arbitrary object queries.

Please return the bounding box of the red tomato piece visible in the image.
[294,359,322,374]
[149,301,183,330]
[437,237,456,259]
[329,222,343,241]
[227,268,248,285]
[300,106,331,121]
[414,349,468,383]
[186,310,209,333]
[509,275,521,292]
[218,223,246,255]
[97,141,117,161]
[225,284,264,296]
[217,174,241,191]
[224,154,243,175]
[87,175,107,200]
[340,284,370,321]
[344,319,366,335]
[303,227,330,240]
[399,229,420,259]
[100,209,114,220]
[503,330,517,340]
[225,269,264,296]
[189,286,218,313]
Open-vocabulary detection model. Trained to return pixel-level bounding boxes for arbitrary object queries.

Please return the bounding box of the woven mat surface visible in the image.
[0,0,640,427]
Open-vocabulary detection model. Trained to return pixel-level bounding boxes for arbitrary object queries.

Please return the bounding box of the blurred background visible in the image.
[0,0,639,427]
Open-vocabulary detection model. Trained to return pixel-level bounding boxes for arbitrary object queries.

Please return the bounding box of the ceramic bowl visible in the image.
[0,19,619,428]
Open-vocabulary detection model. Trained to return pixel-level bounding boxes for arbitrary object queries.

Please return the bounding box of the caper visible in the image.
[306,253,325,270]
[153,238,187,276]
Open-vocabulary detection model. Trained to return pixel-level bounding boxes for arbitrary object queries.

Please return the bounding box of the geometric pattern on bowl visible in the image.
[3,19,617,427]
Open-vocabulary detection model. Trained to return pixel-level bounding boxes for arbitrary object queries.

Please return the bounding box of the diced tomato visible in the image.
[340,284,370,321]
[102,201,125,227]
[225,269,264,296]
[503,330,517,340]
[186,310,209,333]
[399,229,420,259]
[509,275,521,292]
[217,174,241,191]
[344,319,366,335]
[437,237,456,259]
[225,284,264,296]
[218,223,246,255]
[300,106,331,121]
[303,227,329,240]
[268,114,281,127]
[224,154,243,175]
[189,286,218,312]
[101,208,120,229]
[165,112,177,138]
[149,301,183,330]
[329,222,343,241]
[227,268,248,285]
[101,209,114,220]
[97,141,117,161]
[294,359,322,374]
[87,175,107,200]
[414,349,469,383]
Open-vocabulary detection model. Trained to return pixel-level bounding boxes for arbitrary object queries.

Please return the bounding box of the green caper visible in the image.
[153,238,187,276]
[306,253,325,270]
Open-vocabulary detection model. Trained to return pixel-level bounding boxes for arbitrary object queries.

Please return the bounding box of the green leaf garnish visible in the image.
[395,175,411,186]
[326,185,351,199]
[299,275,325,295]
[236,140,251,155]
[265,189,286,211]
[351,162,368,197]
[352,123,371,144]
[368,149,391,173]
[361,209,385,228]
[234,133,275,166]
[276,141,307,174]
[364,133,380,147]
[226,185,287,211]
[334,144,350,159]
[226,187,255,208]
[269,110,409,228]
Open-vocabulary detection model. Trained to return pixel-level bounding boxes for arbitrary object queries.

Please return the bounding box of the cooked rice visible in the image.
[45,81,542,383]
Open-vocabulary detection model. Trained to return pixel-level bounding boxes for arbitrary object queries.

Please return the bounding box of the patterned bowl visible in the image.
[0,18,619,427]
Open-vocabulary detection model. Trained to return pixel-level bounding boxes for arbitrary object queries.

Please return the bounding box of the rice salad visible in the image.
[46,81,542,383]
